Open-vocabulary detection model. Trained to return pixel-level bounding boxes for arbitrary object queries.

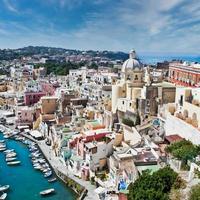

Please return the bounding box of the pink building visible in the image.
[40,82,56,96]
[16,106,34,127]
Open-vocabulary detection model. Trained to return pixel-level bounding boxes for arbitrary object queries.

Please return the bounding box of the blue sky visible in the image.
[0,0,200,54]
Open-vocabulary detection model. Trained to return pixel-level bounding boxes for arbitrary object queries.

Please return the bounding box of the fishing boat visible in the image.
[7,161,21,166]
[0,193,7,200]
[0,140,5,143]
[0,185,9,192]
[6,157,17,162]
[48,178,57,183]
[40,188,55,196]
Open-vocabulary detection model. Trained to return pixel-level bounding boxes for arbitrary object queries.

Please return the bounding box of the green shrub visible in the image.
[122,118,135,127]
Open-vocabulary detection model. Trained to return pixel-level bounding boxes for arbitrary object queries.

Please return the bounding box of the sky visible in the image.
[0,0,200,54]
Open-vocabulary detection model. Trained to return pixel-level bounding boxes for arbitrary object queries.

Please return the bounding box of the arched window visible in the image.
[192,112,197,121]
[135,74,138,80]
[127,74,131,80]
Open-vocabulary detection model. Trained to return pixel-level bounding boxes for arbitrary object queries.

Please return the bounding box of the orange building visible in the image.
[169,62,200,87]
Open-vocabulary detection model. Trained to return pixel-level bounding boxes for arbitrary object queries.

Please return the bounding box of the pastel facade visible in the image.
[169,61,200,87]
[16,106,34,127]
[163,87,200,145]
[109,151,137,189]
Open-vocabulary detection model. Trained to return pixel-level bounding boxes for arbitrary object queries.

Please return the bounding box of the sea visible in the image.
[139,55,200,65]
[0,133,76,200]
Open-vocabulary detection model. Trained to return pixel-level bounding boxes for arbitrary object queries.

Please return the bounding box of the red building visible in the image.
[169,62,200,87]
[24,91,46,106]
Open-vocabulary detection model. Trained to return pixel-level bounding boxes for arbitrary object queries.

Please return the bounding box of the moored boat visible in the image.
[6,152,17,158]
[0,148,6,152]
[6,157,17,162]
[3,149,14,154]
[48,178,57,183]
[0,185,9,192]
[0,193,7,200]
[7,161,21,166]
[40,188,55,196]
[44,171,52,178]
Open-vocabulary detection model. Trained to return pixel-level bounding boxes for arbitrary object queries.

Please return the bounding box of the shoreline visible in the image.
[20,132,95,200]
[0,130,76,200]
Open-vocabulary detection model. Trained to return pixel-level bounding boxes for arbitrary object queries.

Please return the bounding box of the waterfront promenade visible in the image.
[37,140,96,200]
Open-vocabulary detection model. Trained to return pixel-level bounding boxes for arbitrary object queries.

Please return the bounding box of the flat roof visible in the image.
[137,165,160,175]
[165,134,183,143]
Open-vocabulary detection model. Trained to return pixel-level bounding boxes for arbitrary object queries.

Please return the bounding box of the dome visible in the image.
[121,50,142,72]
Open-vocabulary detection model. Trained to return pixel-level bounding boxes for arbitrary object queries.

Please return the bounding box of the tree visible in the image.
[122,118,135,127]
[189,184,200,200]
[128,167,178,200]
[165,139,200,165]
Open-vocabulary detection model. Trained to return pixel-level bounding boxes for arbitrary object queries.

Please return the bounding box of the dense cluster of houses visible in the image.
[1,49,200,199]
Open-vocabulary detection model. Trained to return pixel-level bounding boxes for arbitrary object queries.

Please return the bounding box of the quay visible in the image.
[20,133,96,200]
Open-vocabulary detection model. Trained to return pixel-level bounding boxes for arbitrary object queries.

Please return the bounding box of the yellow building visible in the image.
[111,50,144,123]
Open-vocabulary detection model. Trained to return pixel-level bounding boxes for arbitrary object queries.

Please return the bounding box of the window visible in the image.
[134,75,138,80]
[122,101,124,105]
[92,147,97,154]
[179,95,183,106]
[127,75,131,80]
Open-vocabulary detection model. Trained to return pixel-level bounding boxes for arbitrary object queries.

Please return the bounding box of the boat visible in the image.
[6,152,17,158]
[48,178,57,183]
[0,144,6,148]
[0,140,5,143]
[7,161,21,166]
[6,157,17,162]
[4,149,14,154]
[0,185,9,192]
[40,188,55,196]
[0,148,6,152]
[0,193,7,200]
[44,171,52,178]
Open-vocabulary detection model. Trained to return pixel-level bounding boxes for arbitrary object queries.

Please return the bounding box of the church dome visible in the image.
[121,50,142,72]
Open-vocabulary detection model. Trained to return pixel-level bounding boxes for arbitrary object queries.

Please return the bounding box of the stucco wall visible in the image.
[165,113,200,145]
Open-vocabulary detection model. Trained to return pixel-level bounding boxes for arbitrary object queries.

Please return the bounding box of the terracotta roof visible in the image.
[165,134,183,143]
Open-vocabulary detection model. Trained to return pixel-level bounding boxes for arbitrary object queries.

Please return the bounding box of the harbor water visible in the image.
[0,133,76,200]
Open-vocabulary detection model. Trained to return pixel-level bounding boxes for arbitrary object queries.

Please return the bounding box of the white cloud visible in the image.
[3,0,19,13]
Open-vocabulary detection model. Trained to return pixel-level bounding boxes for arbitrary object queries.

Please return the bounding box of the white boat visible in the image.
[0,185,9,192]
[0,148,6,152]
[6,157,17,162]
[0,144,6,148]
[40,188,55,196]
[7,161,21,166]
[0,140,5,143]
[6,152,17,158]
[0,193,7,200]
[4,149,14,154]
[44,171,52,178]
[48,178,57,183]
